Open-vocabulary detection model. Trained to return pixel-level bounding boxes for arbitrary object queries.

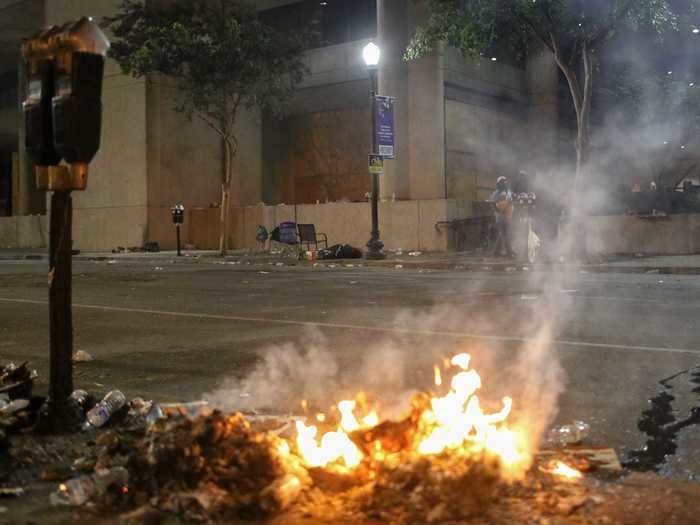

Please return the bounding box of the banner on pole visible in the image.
[375,95,395,159]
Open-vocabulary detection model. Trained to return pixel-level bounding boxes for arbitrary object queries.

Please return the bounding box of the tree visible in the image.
[405,0,687,204]
[105,0,311,254]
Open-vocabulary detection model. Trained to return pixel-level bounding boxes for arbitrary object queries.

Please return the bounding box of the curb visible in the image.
[2,253,700,275]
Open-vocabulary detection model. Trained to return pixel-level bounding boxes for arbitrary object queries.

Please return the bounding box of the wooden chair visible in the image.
[297,224,328,251]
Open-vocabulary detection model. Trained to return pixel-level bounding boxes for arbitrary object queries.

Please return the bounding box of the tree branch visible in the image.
[590,0,636,49]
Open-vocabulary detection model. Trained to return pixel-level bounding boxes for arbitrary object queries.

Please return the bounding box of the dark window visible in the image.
[262,0,376,47]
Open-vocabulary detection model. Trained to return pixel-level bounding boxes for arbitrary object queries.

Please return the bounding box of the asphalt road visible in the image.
[1,258,700,480]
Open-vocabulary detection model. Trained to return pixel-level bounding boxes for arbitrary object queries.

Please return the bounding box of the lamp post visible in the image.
[363,42,385,260]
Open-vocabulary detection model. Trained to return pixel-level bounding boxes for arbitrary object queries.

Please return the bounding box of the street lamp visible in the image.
[363,42,385,260]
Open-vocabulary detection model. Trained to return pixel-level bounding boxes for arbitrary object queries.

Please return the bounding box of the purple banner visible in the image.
[375,95,395,159]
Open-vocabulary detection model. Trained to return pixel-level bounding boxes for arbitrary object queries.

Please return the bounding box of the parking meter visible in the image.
[171,204,185,256]
[171,204,185,225]
[20,18,109,432]
[50,17,110,190]
[21,26,62,182]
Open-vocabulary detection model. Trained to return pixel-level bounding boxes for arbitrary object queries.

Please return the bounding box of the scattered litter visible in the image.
[158,401,211,420]
[72,350,94,363]
[658,280,664,284]
[408,251,422,256]
[0,488,25,498]
[345,264,355,268]
[275,262,284,267]
[153,267,163,271]
[41,466,75,482]
[505,266,516,272]
[328,264,337,269]
[349,281,358,285]
[547,421,590,447]
[0,362,36,399]
[0,398,30,415]
[107,260,117,265]
[50,466,128,506]
[259,271,270,275]
[85,390,126,429]
[70,390,89,408]
[646,269,660,274]
[394,264,403,269]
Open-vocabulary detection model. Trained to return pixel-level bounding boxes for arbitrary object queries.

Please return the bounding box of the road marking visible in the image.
[1,296,698,356]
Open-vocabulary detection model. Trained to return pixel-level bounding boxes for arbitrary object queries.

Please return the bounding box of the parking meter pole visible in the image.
[176,224,182,256]
[47,190,74,430]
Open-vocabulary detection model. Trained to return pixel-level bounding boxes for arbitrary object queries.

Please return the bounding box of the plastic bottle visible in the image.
[70,389,88,407]
[547,420,590,447]
[85,390,126,428]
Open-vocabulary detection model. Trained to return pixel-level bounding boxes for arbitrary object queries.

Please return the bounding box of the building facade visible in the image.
[0,0,561,252]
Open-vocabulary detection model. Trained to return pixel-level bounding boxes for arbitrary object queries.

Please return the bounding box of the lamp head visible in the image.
[363,42,380,68]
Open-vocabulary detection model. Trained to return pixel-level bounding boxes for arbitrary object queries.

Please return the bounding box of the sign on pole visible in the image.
[375,95,395,159]
[369,154,384,174]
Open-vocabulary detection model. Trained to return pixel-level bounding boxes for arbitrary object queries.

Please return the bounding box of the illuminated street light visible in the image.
[363,42,381,68]
[363,42,385,260]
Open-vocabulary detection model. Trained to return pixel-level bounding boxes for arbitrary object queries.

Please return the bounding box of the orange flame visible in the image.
[550,461,582,480]
[292,353,530,477]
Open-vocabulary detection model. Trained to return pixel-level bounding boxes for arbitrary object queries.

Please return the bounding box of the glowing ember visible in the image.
[292,353,531,477]
[550,461,583,480]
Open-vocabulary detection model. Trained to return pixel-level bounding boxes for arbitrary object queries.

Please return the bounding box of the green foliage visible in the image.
[104,0,313,138]
[406,0,687,65]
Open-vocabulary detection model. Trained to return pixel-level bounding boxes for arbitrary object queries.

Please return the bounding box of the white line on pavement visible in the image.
[0,296,698,356]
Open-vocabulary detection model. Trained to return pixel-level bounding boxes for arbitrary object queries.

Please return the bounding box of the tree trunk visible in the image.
[574,43,593,201]
[219,138,233,256]
[552,41,593,215]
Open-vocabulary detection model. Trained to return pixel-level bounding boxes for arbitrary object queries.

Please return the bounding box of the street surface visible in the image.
[1,257,700,480]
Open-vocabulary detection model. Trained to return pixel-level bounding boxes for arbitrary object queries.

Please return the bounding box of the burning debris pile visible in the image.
[51,353,617,524]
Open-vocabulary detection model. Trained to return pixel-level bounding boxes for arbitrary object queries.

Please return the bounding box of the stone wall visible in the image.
[0,215,47,249]
[586,214,700,255]
[188,198,472,252]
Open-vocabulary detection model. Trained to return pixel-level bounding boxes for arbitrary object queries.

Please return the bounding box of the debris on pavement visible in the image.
[548,421,591,447]
[0,362,36,399]
[72,350,94,363]
[408,251,422,256]
[85,391,127,429]
[0,487,25,498]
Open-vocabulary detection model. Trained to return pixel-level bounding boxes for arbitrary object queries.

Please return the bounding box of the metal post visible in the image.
[366,67,385,260]
[47,190,75,431]
[176,223,182,256]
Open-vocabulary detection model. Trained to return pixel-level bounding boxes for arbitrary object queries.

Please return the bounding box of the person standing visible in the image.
[490,176,514,258]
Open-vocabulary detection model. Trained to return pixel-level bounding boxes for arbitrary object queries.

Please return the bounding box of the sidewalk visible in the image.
[3,247,700,274]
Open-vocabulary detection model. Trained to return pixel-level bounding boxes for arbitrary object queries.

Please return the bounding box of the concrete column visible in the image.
[378,0,446,201]
[377,0,410,200]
